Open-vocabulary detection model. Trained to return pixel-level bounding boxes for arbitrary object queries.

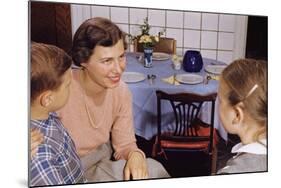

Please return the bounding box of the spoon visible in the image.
[205,75,212,84]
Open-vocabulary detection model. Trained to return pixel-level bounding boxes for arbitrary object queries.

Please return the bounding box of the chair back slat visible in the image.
[168,99,205,137]
[156,90,217,152]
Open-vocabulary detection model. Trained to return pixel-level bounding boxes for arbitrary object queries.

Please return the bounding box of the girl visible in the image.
[217,59,267,174]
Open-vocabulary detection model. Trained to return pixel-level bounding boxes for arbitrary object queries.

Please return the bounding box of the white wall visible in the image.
[71,4,248,64]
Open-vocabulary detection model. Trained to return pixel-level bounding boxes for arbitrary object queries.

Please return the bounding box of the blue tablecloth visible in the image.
[125,53,227,140]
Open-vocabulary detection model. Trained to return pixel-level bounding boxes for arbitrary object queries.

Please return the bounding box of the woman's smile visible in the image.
[108,75,121,83]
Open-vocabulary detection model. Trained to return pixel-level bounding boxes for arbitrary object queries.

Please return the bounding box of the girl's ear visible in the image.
[39,91,54,107]
[232,102,245,126]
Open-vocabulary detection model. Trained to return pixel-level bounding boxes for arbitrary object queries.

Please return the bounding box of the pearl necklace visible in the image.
[79,70,99,129]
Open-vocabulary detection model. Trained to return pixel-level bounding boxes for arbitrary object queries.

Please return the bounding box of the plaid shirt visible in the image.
[30,112,84,187]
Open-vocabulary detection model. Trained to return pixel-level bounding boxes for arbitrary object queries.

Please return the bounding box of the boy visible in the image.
[30,43,84,186]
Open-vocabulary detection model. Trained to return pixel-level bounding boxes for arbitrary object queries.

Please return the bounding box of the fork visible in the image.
[173,73,176,85]
[204,74,212,84]
[147,74,156,85]
[138,55,143,63]
[147,74,151,85]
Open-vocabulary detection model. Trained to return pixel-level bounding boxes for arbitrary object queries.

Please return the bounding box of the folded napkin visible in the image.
[208,74,220,80]
[162,75,180,85]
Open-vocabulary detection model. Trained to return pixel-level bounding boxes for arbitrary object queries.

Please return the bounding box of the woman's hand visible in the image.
[30,128,44,158]
[124,151,148,180]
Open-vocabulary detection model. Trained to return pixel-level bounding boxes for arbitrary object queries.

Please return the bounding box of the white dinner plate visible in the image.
[152,52,171,61]
[121,72,146,83]
[175,74,204,84]
[204,64,227,75]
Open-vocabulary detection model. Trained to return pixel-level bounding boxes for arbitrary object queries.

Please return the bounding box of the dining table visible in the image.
[124,52,228,141]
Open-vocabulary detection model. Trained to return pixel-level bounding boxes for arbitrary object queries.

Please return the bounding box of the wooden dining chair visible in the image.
[134,37,177,54]
[153,90,218,175]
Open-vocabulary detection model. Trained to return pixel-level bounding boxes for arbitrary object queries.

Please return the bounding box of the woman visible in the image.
[55,17,169,182]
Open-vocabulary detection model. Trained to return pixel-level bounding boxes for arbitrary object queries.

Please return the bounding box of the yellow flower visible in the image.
[136,17,165,48]
[139,35,159,48]
[154,36,159,42]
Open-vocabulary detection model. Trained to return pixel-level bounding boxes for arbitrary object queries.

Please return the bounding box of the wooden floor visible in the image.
[136,133,240,178]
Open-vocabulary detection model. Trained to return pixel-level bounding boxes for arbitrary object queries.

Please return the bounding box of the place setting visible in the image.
[161,73,204,86]
[121,72,158,86]
[175,73,204,85]
[203,63,227,82]
[204,64,227,75]
[135,52,172,67]
[152,52,171,61]
[121,72,146,83]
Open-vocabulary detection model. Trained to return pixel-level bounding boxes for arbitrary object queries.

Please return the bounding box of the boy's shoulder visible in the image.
[31,112,66,152]
[31,112,62,131]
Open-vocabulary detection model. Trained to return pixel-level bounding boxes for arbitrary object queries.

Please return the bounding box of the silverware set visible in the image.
[138,55,143,63]
[173,73,176,85]
[147,74,156,85]
[204,75,212,85]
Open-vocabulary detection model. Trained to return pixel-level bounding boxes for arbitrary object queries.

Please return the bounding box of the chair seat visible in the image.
[160,127,218,150]
[154,90,218,174]
[160,140,210,149]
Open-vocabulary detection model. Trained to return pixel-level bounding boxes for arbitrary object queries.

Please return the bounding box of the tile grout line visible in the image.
[199,12,202,52]
[181,11,185,56]
[216,14,220,61]
[96,5,234,60]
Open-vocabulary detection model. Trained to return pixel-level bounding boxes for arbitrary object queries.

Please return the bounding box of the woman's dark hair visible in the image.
[71,17,127,67]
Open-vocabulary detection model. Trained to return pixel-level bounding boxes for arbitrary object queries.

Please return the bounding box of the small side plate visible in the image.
[205,65,227,75]
[121,72,146,83]
[175,74,204,84]
[152,52,171,61]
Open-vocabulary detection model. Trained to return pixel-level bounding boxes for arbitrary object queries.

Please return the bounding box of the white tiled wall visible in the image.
[184,12,201,29]
[90,5,110,19]
[218,32,234,50]
[219,14,236,32]
[202,13,219,31]
[167,11,183,28]
[111,7,128,23]
[129,8,147,25]
[201,31,217,49]
[148,9,166,27]
[166,28,183,47]
[184,30,201,48]
[71,4,248,64]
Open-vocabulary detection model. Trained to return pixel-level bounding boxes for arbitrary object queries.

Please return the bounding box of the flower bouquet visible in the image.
[138,34,159,49]
[138,17,164,48]
[136,17,165,67]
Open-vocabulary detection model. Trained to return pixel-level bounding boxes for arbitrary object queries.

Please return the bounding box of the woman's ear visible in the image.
[232,102,245,126]
[39,91,54,107]
[80,62,87,68]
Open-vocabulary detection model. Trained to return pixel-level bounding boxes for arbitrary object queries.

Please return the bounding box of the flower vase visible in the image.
[143,47,153,68]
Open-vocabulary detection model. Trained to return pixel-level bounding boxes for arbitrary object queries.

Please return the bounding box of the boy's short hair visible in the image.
[31,42,72,103]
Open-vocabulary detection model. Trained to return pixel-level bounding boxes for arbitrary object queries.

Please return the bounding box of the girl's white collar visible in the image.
[231,139,267,155]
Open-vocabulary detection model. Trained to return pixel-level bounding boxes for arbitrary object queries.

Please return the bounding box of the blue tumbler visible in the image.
[182,50,203,72]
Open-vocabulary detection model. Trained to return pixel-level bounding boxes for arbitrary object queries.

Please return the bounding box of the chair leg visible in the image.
[211,145,217,175]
